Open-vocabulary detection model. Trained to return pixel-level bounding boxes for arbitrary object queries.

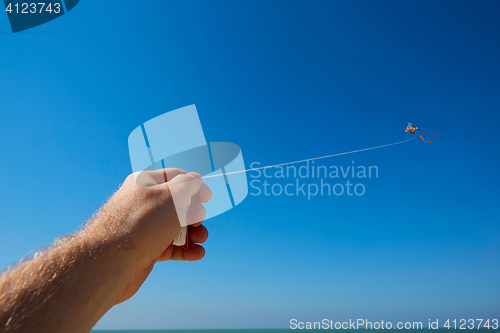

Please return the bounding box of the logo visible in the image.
[128,105,248,224]
[3,0,79,33]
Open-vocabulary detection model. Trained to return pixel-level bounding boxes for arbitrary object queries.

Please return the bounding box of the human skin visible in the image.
[0,168,212,333]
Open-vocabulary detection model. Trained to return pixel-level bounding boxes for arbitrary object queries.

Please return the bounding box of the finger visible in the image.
[149,168,187,184]
[168,172,204,196]
[184,244,205,261]
[186,203,207,226]
[185,196,203,227]
[192,182,212,203]
[134,168,187,188]
[168,246,185,261]
[188,198,205,227]
[168,244,206,261]
[189,224,208,244]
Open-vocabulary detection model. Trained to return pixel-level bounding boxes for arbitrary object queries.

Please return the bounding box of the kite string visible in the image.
[203,135,417,179]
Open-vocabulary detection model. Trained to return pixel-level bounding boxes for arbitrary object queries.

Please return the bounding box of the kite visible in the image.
[405,123,436,143]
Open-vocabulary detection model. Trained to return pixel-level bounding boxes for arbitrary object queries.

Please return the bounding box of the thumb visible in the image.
[168,172,204,197]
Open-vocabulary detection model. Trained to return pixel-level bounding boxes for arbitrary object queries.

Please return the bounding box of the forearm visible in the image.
[0,228,132,333]
[0,170,210,332]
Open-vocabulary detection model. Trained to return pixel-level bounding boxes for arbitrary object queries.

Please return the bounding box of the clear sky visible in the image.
[1,0,499,330]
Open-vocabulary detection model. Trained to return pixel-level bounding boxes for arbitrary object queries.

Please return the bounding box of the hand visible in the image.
[84,168,212,304]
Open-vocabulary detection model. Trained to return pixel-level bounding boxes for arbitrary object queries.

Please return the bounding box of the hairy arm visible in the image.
[0,169,211,333]
[0,233,131,332]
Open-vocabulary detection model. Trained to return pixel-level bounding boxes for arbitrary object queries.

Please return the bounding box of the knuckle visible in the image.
[198,204,207,215]
[186,172,202,180]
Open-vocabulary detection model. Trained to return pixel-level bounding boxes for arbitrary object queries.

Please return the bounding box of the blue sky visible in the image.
[1,0,499,330]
